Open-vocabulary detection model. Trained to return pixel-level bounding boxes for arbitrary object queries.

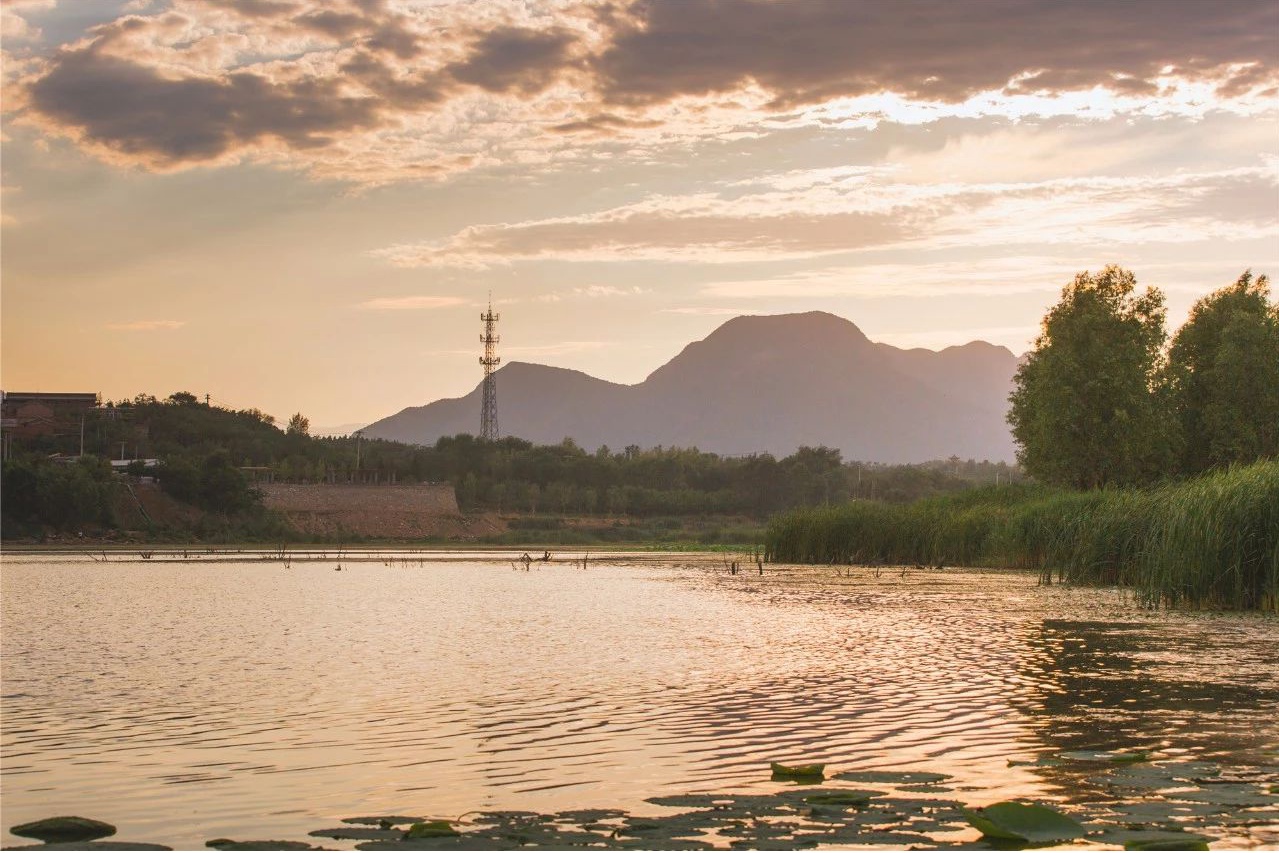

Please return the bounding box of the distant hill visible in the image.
[361,312,1021,462]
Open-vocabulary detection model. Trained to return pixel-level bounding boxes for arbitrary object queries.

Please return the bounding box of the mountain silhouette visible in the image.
[362,312,1020,462]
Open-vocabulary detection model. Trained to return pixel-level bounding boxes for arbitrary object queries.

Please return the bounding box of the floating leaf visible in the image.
[1123,834,1211,851]
[403,821,459,839]
[309,827,401,841]
[899,783,953,793]
[1007,758,1062,768]
[771,761,825,780]
[205,842,317,851]
[5,844,172,851]
[1060,749,1151,764]
[961,802,1086,843]
[834,770,951,784]
[552,808,626,824]
[1169,785,1276,807]
[11,816,117,843]
[342,816,424,828]
[803,791,874,806]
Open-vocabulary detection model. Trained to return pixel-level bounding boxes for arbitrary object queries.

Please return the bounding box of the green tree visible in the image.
[1166,270,1279,473]
[200,450,259,513]
[1008,265,1174,489]
[286,412,310,436]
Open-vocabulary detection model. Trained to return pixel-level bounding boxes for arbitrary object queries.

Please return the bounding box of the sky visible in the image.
[2,0,1276,431]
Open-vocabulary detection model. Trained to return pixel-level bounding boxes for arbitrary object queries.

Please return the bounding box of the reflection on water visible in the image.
[2,552,1277,849]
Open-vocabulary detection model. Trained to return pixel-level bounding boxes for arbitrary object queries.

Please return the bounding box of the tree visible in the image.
[286,412,310,436]
[1008,265,1175,489]
[200,450,259,513]
[1165,270,1279,473]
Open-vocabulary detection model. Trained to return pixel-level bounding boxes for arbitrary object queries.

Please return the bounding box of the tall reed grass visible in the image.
[765,460,1279,610]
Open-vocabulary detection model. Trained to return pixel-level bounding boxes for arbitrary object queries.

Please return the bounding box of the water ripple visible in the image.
[2,553,1277,850]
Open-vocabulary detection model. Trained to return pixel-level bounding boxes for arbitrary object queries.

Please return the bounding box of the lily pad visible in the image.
[205,842,319,851]
[4,845,171,851]
[342,816,424,828]
[771,761,826,781]
[403,821,459,839]
[309,827,401,841]
[552,808,626,824]
[1060,749,1152,764]
[834,770,951,784]
[1123,834,1212,850]
[1007,758,1062,768]
[900,783,954,793]
[356,839,518,851]
[1170,785,1278,807]
[803,791,875,806]
[11,816,117,843]
[961,802,1086,843]
[1106,801,1223,823]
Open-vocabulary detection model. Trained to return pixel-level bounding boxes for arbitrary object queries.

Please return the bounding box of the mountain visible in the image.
[361,312,1021,462]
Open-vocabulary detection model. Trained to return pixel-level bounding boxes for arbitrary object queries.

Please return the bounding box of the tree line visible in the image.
[1009,267,1278,489]
[2,390,1015,533]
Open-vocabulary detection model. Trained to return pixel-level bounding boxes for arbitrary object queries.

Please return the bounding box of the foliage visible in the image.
[1,455,116,532]
[10,391,1021,522]
[1165,270,1279,474]
[766,459,1279,611]
[1008,265,1175,488]
[286,412,310,436]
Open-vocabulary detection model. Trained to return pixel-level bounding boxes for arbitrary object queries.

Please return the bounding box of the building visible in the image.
[0,391,101,459]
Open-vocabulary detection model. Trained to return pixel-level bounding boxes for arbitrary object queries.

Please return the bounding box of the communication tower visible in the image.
[479,297,500,441]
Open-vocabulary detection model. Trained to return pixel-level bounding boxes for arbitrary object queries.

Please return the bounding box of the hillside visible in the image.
[363,312,1020,462]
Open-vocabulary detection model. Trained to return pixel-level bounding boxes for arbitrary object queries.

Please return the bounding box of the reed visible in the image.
[765,460,1279,610]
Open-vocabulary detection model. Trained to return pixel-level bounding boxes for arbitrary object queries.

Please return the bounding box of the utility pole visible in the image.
[480,295,500,442]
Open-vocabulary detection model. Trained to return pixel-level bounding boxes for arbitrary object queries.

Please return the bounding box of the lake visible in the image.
[2,550,1277,849]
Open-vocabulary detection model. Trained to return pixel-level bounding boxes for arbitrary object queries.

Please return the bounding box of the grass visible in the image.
[765,460,1279,611]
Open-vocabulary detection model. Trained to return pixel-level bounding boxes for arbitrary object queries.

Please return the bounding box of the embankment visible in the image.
[258,482,504,540]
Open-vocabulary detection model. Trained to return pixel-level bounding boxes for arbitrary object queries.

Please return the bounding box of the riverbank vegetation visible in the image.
[772,268,1279,610]
[766,459,1278,610]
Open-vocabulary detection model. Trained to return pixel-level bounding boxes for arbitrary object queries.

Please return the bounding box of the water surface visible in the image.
[2,551,1277,848]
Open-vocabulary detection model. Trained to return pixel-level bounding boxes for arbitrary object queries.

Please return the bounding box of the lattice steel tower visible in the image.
[479,298,500,441]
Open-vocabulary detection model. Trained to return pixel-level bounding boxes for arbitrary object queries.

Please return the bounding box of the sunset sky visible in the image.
[2,0,1276,430]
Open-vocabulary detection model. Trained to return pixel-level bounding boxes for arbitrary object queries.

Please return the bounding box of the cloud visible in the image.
[5,0,1276,184]
[106,319,186,330]
[373,191,915,267]
[445,26,579,94]
[1,0,54,43]
[22,45,381,168]
[534,285,649,301]
[374,161,1279,268]
[594,0,1279,106]
[701,257,1082,300]
[357,295,465,310]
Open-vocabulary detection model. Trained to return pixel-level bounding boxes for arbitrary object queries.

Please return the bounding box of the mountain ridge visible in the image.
[362,312,1021,462]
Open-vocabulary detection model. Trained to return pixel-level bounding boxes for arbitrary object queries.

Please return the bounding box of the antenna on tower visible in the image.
[480,294,500,441]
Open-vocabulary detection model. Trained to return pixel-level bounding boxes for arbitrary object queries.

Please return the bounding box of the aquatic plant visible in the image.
[765,460,1279,610]
[960,801,1086,844]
